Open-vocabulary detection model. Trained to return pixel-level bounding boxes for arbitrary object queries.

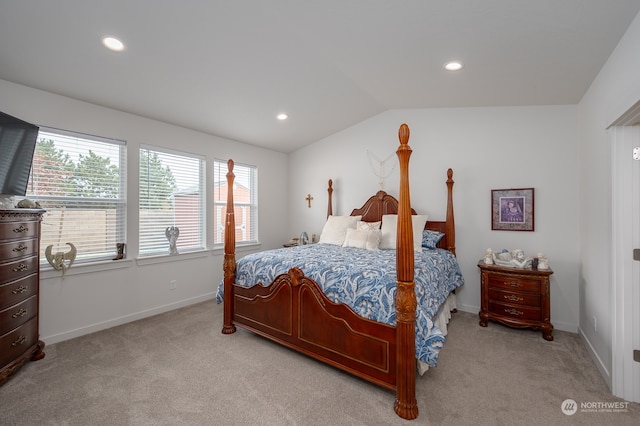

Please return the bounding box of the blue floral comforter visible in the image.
[216,244,464,366]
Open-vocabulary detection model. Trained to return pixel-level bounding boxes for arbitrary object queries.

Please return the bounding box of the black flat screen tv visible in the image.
[0,111,39,196]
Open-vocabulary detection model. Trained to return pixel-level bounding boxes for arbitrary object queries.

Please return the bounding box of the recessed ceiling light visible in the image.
[102,36,125,52]
[444,61,463,71]
[277,113,288,120]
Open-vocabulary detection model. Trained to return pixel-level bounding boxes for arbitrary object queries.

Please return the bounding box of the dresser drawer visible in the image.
[0,256,39,285]
[0,295,37,336]
[0,221,39,241]
[0,316,38,367]
[488,288,540,307]
[489,301,541,321]
[0,275,38,310]
[0,238,38,262]
[487,274,540,293]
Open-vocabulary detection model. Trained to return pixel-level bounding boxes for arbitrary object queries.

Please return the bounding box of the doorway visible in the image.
[610,101,640,403]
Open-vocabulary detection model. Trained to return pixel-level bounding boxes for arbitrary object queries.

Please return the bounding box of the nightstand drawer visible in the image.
[487,274,540,293]
[489,301,540,321]
[0,316,38,367]
[0,295,38,336]
[0,274,38,310]
[488,288,540,306]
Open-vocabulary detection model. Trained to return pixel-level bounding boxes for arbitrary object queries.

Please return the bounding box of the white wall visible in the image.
[577,11,640,387]
[0,79,289,344]
[289,106,580,332]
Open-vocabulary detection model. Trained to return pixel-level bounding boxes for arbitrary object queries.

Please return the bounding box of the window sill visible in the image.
[39,245,262,277]
[135,250,210,266]
[41,258,133,279]
[210,242,262,255]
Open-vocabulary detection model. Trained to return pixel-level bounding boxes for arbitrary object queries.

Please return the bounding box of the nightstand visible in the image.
[477,260,554,341]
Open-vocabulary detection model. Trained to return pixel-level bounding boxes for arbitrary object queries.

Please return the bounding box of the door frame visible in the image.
[609,100,640,403]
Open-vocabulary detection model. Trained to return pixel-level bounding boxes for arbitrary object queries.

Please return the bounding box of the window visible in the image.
[27,128,126,266]
[139,146,205,257]
[213,159,258,245]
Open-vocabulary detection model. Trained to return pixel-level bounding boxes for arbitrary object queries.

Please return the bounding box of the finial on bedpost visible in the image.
[327,179,333,218]
[222,159,237,335]
[398,123,410,146]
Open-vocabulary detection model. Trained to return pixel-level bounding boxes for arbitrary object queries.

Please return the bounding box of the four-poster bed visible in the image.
[220,124,462,420]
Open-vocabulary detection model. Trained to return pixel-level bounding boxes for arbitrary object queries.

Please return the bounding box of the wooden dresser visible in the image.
[0,209,45,386]
[477,259,554,341]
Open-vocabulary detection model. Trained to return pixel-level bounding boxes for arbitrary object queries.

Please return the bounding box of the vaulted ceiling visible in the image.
[1,1,639,153]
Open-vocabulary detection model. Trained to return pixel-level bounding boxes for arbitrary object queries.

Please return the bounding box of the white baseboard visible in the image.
[41,293,216,345]
[578,326,612,390]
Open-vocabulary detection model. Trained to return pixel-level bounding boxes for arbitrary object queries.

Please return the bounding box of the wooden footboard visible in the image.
[234,267,398,389]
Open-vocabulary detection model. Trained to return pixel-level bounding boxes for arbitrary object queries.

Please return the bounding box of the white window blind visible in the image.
[213,159,258,245]
[27,127,126,266]
[139,146,205,257]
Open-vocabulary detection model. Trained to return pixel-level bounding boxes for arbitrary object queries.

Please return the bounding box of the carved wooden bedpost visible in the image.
[327,179,333,218]
[394,123,419,419]
[222,159,237,334]
[445,168,456,256]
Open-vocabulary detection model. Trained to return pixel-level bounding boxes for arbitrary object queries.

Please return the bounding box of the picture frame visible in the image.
[491,188,534,231]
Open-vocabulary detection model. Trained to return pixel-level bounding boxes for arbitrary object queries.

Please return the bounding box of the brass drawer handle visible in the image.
[12,263,28,272]
[12,335,26,346]
[504,294,524,302]
[503,281,522,288]
[13,225,29,233]
[12,244,28,253]
[12,285,28,294]
[12,308,28,318]
[504,308,524,316]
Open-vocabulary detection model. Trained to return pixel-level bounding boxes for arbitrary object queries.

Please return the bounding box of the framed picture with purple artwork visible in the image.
[491,188,534,231]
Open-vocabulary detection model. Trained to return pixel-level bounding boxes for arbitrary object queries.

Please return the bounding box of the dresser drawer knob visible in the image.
[504,281,522,288]
[504,308,524,316]
[12,263,29,272]
[13,225,29,233]
[12,285,28,294]
[504,295,524,302]
[11,335,27,346]
[12,244,28,253]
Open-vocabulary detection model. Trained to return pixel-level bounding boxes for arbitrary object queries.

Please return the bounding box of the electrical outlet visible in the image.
[592,315,597,332]
[170,280,177,290]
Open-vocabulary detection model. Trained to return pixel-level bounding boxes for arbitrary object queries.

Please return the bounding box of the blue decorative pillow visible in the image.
[422,230,444,249]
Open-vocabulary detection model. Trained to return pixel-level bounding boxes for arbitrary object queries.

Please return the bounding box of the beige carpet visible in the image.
[0,300,638,425]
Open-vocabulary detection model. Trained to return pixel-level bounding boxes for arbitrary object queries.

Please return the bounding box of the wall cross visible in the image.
[306,194,313,208]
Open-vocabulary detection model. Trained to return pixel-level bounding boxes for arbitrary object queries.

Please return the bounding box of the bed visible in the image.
[219,124,463,420]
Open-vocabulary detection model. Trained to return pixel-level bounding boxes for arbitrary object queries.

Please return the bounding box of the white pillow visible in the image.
[342,228,381,250]
[356,220,381,231]
[318,215,362,246]
[379,214,429,252]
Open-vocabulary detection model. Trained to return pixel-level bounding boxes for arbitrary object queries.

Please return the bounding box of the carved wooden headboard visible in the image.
[325,168,456,255]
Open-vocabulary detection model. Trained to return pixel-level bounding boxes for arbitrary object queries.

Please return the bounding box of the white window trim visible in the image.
[213,159,259,248]
[30,126,127,269]
[138,144,206,258]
